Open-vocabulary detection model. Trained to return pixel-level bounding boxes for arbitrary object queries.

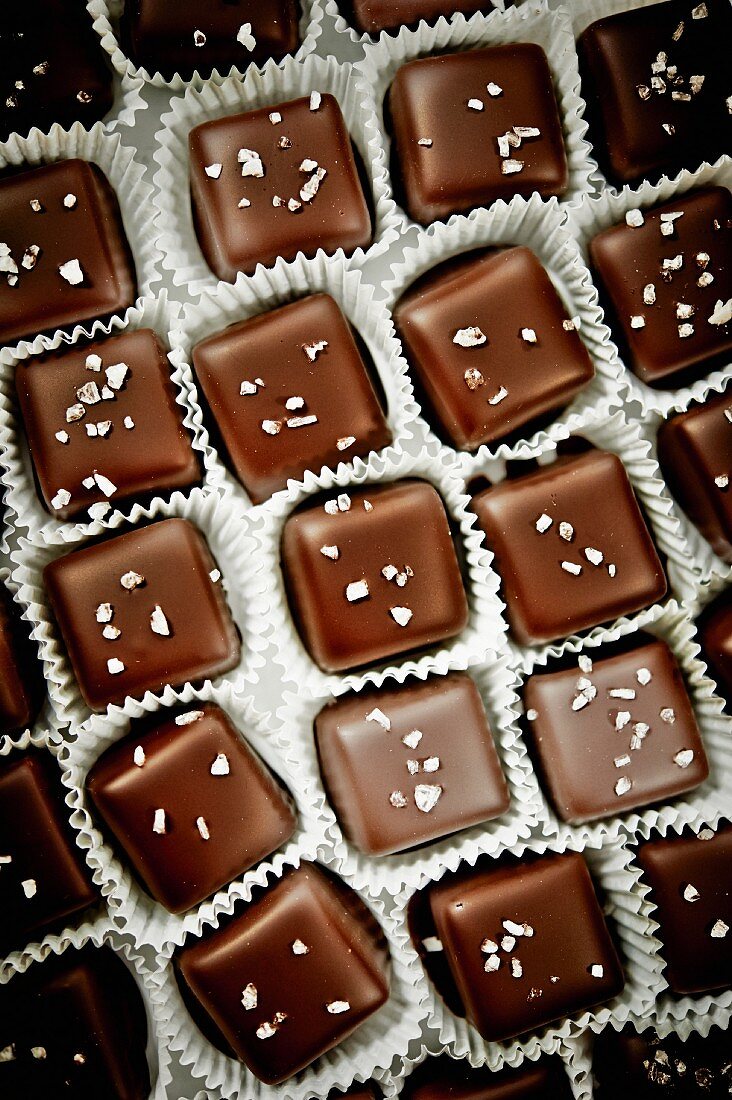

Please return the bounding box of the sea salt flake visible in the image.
[237,22,256,49]
[710,919,728,938]
[292,939,309,955]
[521,327,537,344]
[238,197,251,209]
[572,694,590,712]
[133,746,145,767]
[579,655,593,673]
[59,258,84,285]
[674,748,695,768]
[102,625,120,640]
[510,958,523,979]
[205,163,223,179]
[590,964,604,978]
[488,386,508,405]
[152,808,166,834]
[414,784,442,813]
[150,605,170,636]
[256,1022,276,1040]
[346,580,369,602]
[105,362,128,390]
[660,707,676,724]
[584,547,604,566]
[193,29,206,46]
[210,754,230,777]
[238,148,264,179]
[514,126,541,139]
[561,561,582,575]
[536,513,553,533]
[21,879,37,898]
[715,475,729,489]
[708,298,732,326]
[501,159,524,175]
[626,209,644,228]
[609,688,635,699]
[467,98,484,111]
[481,937,499,954]
[678,322,695,338]
[486,82,503,96]
[423,757,440,773]
[643,284,657,305]
[310,91,322,111]
[51,488,71,509]
[96,603,113,623]
[402,729,422,749]
[196,817,210,840]
[366,708,390,730]
[630,315,646,329]
[698,272,714,287]
[303,339,328,361]
[175,711,204,726]
[484,955,500,973]
[691,3,708,18]
[337,435,356,451]
[636,667,652,685]
[389,790,408,808]
[683,883,700,902]
[417,137,433,146]
[615,776,632,796]
[120,570,144,590]
[326,1001,350,1014]
[407,759,420,776]
[453,326,486,347]
[663,254,684,272]
[614,754,631,768]
[107,657,125,675]
[242,984,258,1010]
[390,606,413,627]
[320,544,340,561]
[559,522,574,541]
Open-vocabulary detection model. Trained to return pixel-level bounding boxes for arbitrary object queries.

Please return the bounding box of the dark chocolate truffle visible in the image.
[43,517,241,712]
[192,294,391,503]
[578,0,732,187]
[393,246,594,450]
[16,328,200,522]
[87,703,297,914]
[699,589,732,703]
[315,673,509,856]
[524,638,708,824]
[175,864,390,1084]
[589,186,732,388]
[636,823,732,995]
[0,585,43,735]
[189,94,372,281]
[404,1054,573,1099]
[593,1021,732,1099]
[471,449,667,646]
[281,480,469,673]
[0,159,137,347]
[348,1,495,34]
[387,44,568,225]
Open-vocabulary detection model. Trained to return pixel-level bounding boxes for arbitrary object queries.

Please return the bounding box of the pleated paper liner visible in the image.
[323,1,509,51]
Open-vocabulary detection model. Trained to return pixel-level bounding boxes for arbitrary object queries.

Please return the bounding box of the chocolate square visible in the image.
[404,1055,573,1100]
[578,0,732,187]
[593,1022,732,1099]
[315,673,509,856]
[192,294,391,504]
[0,586,43,735]
[348,1,494,34]
[524,638,708,825]
[87,703,297,914]
[43,517,241,711]
[425,851,624,1042]
[189,94,372,281]
[175,865,390,1084]
[16,328,200,522]
[281,479,469,673]
[636,823,732,995]
[393,247,595,450]
[0,751,96,952]
[471,449,667,646]
[699,589,732,703]
[589,186,732,388]
[387,44,568,225]
[0,159,137,347]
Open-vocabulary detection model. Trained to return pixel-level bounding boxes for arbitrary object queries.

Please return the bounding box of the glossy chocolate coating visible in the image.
[404,1054,573,1099]
[315,673,509,856]
[87,703,296,914]
[589,186,732,388]
[636,823,732,995]
[175,864,390,1084]
[192,294,391,504]
[0,159,137,347]
[348,1,495,34]
[593,1022,732,1099]
[657,390,732,562]
[281,479,469,673]
[189,94,372,281]
[0,584,44,735]
[0,751,96,953]
[388,44,568,225]
[0,1,114,142]
[0,944,150,1100]
[472,449,667,646]
[424,850,624,1042]
[393,247,594,451]
[524,638,708,825]
[123,1,300,80]
[578,0,732,187]
[43,517,241,711]
[698,589,732,703]
[328,1087,379,1100]
[16,328,200,522]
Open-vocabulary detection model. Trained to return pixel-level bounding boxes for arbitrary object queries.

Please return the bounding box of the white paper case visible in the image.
[323,2,509,50]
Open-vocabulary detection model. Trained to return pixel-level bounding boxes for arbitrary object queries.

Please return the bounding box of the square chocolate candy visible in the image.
[403,1055,573,1099]
[175,864,390,1084]
[387,44,568,225]
[43,517,241,711]
[192,294,391,503]
[524,638,708,825]
[471,449,667,646]
[189,94,372,281]
[0,159,137,347]
[16,328,200,522]
[0,585,43,735]
[348,1,494,34]
[393,246,594,451]
[592,1022,732,1099]
[315,673,509,856]
[589,186,732,388]
[87,703,297,914]
[699,589,732,703]
[281,480,469,673]
[636,823,732,995]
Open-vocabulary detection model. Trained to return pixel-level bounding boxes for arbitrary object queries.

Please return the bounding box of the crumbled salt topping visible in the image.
[453,326,486,348]
[58,258,84,285]
[175,711,204,726]
[346,579,369,602]
[133,745,145,767]
[366,708,390,730]
[152,808,166,834]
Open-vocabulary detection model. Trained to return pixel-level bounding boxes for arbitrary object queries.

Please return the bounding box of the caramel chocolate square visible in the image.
[387,44,568,226]
[192,294,391,503]
[404,1055,573,1100]
[16,328,200,522]
[349,1,494,34]
[0,585,43,735]
[87,703,297,914]
[43,517,241,711]
[593,1022,732,1099]
[471,449,667,646]
[393,247,594,450]
[189,94,372,281]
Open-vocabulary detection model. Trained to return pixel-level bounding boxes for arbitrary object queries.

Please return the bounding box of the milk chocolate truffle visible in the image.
[636,823,732,995]
[16,328,200,523]
[87,703,297,914]
[315,673,509,856]
[578,0,732,187]
[387,44,568,225]
[0,751,97,953]
[699,589,732,703]
[589,186,732,388]
[0,159,137,347]
[192,294,391,503]
[394,247,594,450]
[423,850,624,1042]
[0,1,114,142]
[43,517,241,711]
[404,1055,573,1099]
[524,638,708,825]
[471,449,667,646]
[189,94,372,281]
[657,390,732,562]
[281,480,469,673]
[0,585,43,735]
[175,864,390,1084]
[0,944,150,1100]
[593,1022,732,1099]
[348,1,494,34]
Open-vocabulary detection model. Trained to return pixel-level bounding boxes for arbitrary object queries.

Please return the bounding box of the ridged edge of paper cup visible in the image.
[322,2,509,50]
